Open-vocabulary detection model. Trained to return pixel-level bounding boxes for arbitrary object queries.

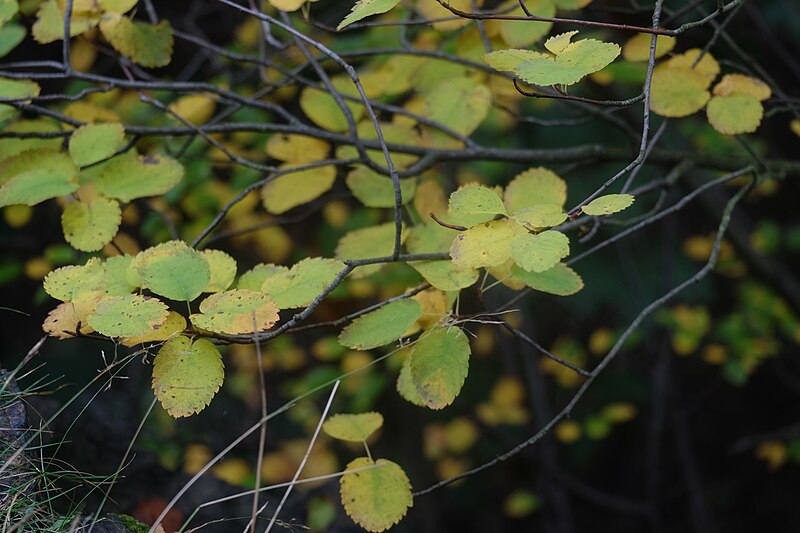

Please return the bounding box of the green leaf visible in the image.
[410,326,470,409]
[61,197,121,252]
[410,260,479,292]
[511,263,584,296]
[396,355,425,406]
[43,257,106,301]
[337,0,402,30]
[514,37,620,86]
[0,77,39,99]
[99,15,173,68]
[496,0,555,48]
[32,0,99,44]
[98,0,138,14]
[200,249,237,293]
[422,78,491,136]
[236,263,288,291]
[0,0,18,27]
[152,336,224,418]
[95,152,183,202]
[299,84,364,133]
[345,167,416,208]
[581,194,635,216]
[323,412,384,442]
[449,184,507,217]
[484,49,548,73]
[338,299,421,350]
[649,66,710,118]
[503,167,567,213]
[706,94,763,135]
[129,240,211,302]
[0,119,62,161]
[104,255,138,296]
[88,294,168,337]
[68,123,125,167]
[449,218,528,269]
[261,165,336,214]
[511,204,568,229]
[339,457,413,532]
[0,24,26,59]
[335,222,408,278]
[261,257,345,309]
[190,290,278,335]
[510,230,570,273]
[0,149,79,207]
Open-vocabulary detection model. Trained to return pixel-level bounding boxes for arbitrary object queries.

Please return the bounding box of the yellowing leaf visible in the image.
[68,123,125,167]
[95,152,183,202]
[152,335,224,418]
[663,49,719,86]
[261,165,336,214]
[0,149,79,207]
[504,167,567,213]
[99,15,173,68]
[43,257,106,301]
[621,33,676,62]
[649,66,710,118]
[510,230,570,273]
[712,73,771,101]
[580,193,635,216]
[335,222,408,278]
[345,167,416,208]
[299,84,364,132]
[168,94,216,125]
[410,326,470,409]
[450,218,528,269]
[98,0,139,14]
[265,134,329,164]
[340,457,412,532]
[491,0,554,48]
[323,412,384,442]
[32,0,99,44]
[88,294,168,337]
[42,295,101,339]
[339,299,421,349]
[422,78,491,136]
[261,257,346,309]
[448,184,507,217]
[410,260,478,292]
[122,310,186,346]
[268,0,307,12]
[544,31,579,55]
[338,0,402,30]
[236,263,288,291]
[484,49,549,73]
[200,249,237,293]
[61,197,121,252]
[129,240,210,302]
[511,204,567,229]
[190,290,279,335]
[706,94,763,135]
[511,263,584,296]
[397,354,425,406]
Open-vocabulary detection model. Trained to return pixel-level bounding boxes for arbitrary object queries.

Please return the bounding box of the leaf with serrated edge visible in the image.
[340,457,413,532]
[261,257,345,309]
[449,184,507,216]
[504,167,567,213]
[0,149,78,207]
[545,31,578,55]
[152,336,224,418]
[95,152,183,202]
[201,249,237,293]
[510,230,570,273]
[339,299,421,349]
[88,294,168,337]
[450,218,528,269]
[42,295,102,339]
[410,326,470,409]
[129,240,210,302]
[61,197,121,252]
[323,412,384,442]
[337,0,402,30]
[581,194,635,216]
[190,290,278,335]
[397,354,426,406]
[512,204,567,229]
[43,257,106,301]
[122,310,186,346]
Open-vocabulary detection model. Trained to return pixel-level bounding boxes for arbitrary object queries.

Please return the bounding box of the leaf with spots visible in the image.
[448,184,507,217]
[95,152,183,202]
[129,240,210,302]
[122,310,186,347]
[43,257,106,301]
[61,197,121,252]
[190,290,279,335]
[88,294,168,338]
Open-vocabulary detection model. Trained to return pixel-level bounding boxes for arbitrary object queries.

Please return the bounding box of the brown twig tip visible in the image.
[430,212,467,231]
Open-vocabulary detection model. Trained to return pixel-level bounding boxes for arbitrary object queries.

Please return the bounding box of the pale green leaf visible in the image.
[0,119,62,161]
[397,354,426,406]
[511,263,584,296]
[261,165,336,214]
[43,257,106,301]
[201,249,237,293]
[335,222,408,278]
[345,167,416,208]
[68,123,125,167]
[410,326,470,409]
[340,457,413,532]
[511,204,567,229]
[323,412,384,442]
[504,167,567,213]
[338,299,421,350]
[515,38,620,86]
[32,0,99,44]
[0,0,18,27]
[484,49,548,73]
[581,194,635,216]
[95,152,183,202]
[0,149,79,207]
[649,66,710,118]
[0,24,26,59]
[299,83,364,133]
[510,230,570,272]
[449,218,528,269]
[261,257,345,309]
[448,184,507,217]
[129,240,210,302]
[190,289,279,335]
[423,78,491,136]
[99,15,173,68]
[122,310,186,347]
[88,294,168,337]
[104,255,138,296]
[61,197,121,252]
[706,94,763,135]
[236,263,288,291]
[337,0,402,30]
[152,336,224,418]
[0,77,39,99]
[410,260,479,292]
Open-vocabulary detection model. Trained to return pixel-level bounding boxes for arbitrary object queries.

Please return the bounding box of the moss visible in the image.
[110,514,150,533]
